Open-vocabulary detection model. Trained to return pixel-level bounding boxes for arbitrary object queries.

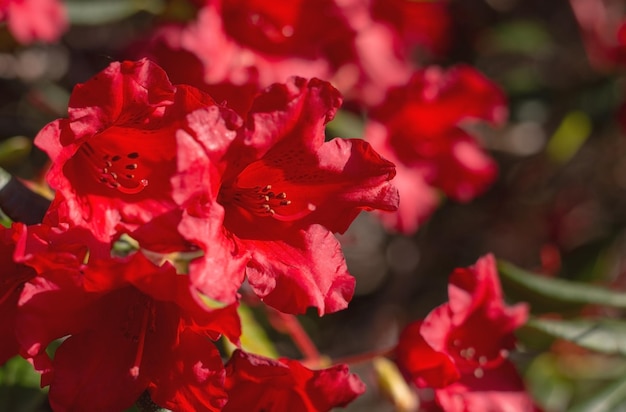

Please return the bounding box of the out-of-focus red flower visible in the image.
[396,254,533,412]
[135,0,451,110]
[223,349,365,411]
[34,58,241,246]
[570,0,626,71]
[365,65,507,234]
[15,230,241,412]
[0,0,68,44]
[182,76,398,315]
[330,0,451,106]
[138,0,355,114]
[371,0,450,58]
[0,223,36,365]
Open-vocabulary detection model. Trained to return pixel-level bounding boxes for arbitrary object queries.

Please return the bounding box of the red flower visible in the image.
[35,58,242,246]
[371,0,451,59]
[134,0,443,109]
[0,223,36,365]
[569,0,626,71]
[16,239,241,412]
[365,65,507,234]
[0,0,68,44]
[396,254,533,411]
[223,349,365,412]
[329,0,450,106]
[182,77,399,314]
[136,0,355,114]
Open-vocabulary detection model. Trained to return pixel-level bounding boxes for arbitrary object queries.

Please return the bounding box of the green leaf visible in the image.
[0,356,47,412]
[65,0,165,25]
[523,317,626,356]
[0,137,31,169]
[546,111,592,164]
[223,305,279,359]
[497,260,626,309]
[569,374,626,412]
[326,110,365,140]
[480,20,553,55]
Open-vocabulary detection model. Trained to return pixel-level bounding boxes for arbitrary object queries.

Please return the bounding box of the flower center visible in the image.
[450,338,509,378]
[80,143,148,195]
[221,183,315,222]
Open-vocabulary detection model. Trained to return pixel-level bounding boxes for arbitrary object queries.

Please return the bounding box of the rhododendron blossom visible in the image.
[223,349,365,412]
[35,58,398,316]
[183,76,399,314]
[35,58,241,246]
[365,65,507,234]
[15,231,241,412]
[396,254,534,412]
[0,0,68,44]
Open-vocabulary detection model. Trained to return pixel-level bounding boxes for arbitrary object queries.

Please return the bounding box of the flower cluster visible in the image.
[1,58,398,410]
[0,1,545,411]
[133,0,503,234]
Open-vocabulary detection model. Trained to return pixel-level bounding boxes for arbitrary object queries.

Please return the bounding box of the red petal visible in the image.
[243,77,342,158]
[224,350,364,411]
[48,331,149,412]
[435,361,536,412]
[150,329,227,412]
[243,224,354,315]
[181,203,250,304]
[396,320,460,388]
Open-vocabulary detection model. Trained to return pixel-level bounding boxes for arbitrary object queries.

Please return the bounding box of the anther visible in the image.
[127,152,139,159]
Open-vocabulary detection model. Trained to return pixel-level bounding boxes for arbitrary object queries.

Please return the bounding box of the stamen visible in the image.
[79,143,148,195]
[129,303,151,379]
[223,183,315,222]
